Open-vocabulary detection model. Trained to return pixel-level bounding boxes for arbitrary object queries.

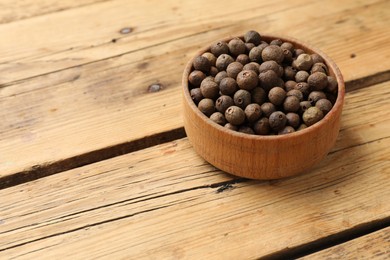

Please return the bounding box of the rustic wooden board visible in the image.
[0,0,108,24]
[301,227,390,259]
[1,0,390,179]
[0,82,389,259]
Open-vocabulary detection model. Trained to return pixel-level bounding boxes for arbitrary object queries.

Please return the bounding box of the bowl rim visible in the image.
[182,33,345,141]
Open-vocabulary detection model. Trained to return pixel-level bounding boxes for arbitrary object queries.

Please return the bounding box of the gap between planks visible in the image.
[0,74,389,190]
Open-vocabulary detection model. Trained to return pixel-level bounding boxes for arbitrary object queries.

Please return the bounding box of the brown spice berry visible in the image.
[293,53,313,71]
[278,126,295,135]
[245,43,255,52]
[253,117,271,135]
[210,112,226,126]
[214,71,228,84]
[190,88,203,104]
[285,80,297,91]
[237,70,258,90]
[311,53,325,64]
[297,124,308,131]
[286,89,304,101]
[219,77,238,95]
[299,101,312,114]
[225,123,238,131]
[249,46,264,63]
[262,45,284,64]
[259,60,283,77]
[283,95,300,112]
[308,72,328,90]
[269,111,287,131]
[284,66,297,81]
[251,87,266,105]
[193,56,211,73]
[243,62,260,74]
[198,98,215,116]
[216,54,234,71]
[245,103,262,123]
[268,87,286,106]
[261,102,276,118]
[258,70,282,92]
[200,78,219,99]
[225,106,246,125]
[308,91,327,105]
[244,30,261,45]
[315,98,333,115]
[286,112,300,128]
[236,54,250,65]
[270,39,283,46]
[234,89,251,109]
[280,42,294,52]
[228,38,246,56]
[302,106,324,126]
[226,62,244,79]
[326,76,338,93]
[210,41,229,56]
[311,63,328,74]
[238,125,255,135]
[295,70,310,83]
[294,48,305,57]
[216,95,234,114]
[202,52,217,66]
[210,66,218,77]
[283,49,293,63]
[294,82,311,96]
[188,70,206,87]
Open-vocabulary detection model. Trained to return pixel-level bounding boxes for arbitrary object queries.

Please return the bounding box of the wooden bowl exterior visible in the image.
[182,35,345,179]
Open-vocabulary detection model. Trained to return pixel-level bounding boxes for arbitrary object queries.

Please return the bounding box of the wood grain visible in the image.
[1,0,390,179]
[0,82,389,259]
[0,0,109,24]
[301,227,390,259]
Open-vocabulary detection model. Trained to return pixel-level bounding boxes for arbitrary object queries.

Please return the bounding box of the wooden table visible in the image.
[0,0,389,259]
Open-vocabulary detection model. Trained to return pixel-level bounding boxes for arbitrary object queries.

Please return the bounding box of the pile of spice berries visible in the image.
[188,30,338,135]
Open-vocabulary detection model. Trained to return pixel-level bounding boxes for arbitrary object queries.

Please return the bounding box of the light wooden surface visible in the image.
[0,0,389,259]
[300,227,390,259]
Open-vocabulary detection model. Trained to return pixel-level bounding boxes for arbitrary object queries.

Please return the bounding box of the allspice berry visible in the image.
[299,101,312,114]
[216,95,234,113]
[282,49,293,63]
[283,95,300,112]
[245,43,255,52]
[270,39,283,46]
[226,62,244,79]
[278,126,295,135]
[202,52,217,66]
[238,125,255,135]
[308,91,327,105]
[297,124,308,131]
[198,98,215,116]
[225,123,238,131]
[311,62,328,74]
[315,98,333,115]
[294,82,311,96]
[210,66,219,77]
[269,111,287,131]
[234,89,251,109]
[258,70,282,92]
[251,87,266,105]
[293,53,313,71]
[225,106,246,125]
[284,66,297,80]
[193,56,211,73]
[188,70,206,87]
[236,70,258,90]
[308,72,328,90]
[210,41,229,56]
[216,54,234,71]
[200,79,219,99]
[253,117,271,135]
[294,49,305,57]
[245,103,262,123]
[295,70,310,83]
[302,106,324,126]
[285,80,297,91]
[326,76,338,93]
[259,60,283,77]
[280,42,294,52]
[262,45,284,64]
[210,112,227,126]
[249,46,264,63]
[261,102,276,117]
[190,88,203,104]
[236,54,250,65]
[219,77,238,95]
[311,53,325,64]
[286,89,304,101]
[228,38,246,56]
[214,71,228,84]
[268,87,286,106]
[286,112,300,128]
[243,62,260,74]
[244,30,261,45]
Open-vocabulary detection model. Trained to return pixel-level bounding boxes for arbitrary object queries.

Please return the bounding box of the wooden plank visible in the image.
[0,82,389,259]
[301,227,390,259]
[0,0,388,84]
[0,0,108,24]
[1,0,390,180]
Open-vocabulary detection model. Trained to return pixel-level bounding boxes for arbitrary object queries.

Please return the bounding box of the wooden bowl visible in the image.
[182,34,345,180]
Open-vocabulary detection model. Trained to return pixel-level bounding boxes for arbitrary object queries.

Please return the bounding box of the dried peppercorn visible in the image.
[234,89,251,109]
[268,87,286,106]
[219,77,238,95]
[308,72,328,90]
[200,78,219,99]
[262,45,284,64]
[188,70,206,87]
[216,54,234,71]
[269,111,287,131]
[236,70,258,90]
[198,98,215,116]
[216,95,234,114]
[253,117,271,135]
[193,56,211,73]
[302,107,324,126]
[210,41,229,56]
[245,103,262,123]
[226,62,244,79]
[229,37,246,56]
[190,88,203,104]
[210,112,227,126]
[244,30,261,45]
[225,106,246,125]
